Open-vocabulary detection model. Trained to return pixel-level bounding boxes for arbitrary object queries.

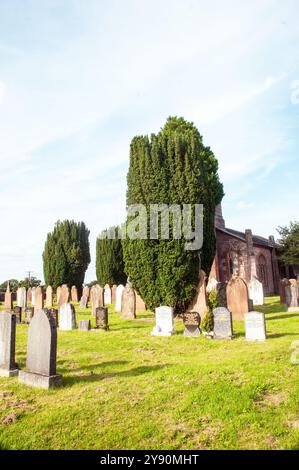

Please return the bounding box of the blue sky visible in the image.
[0,0,299,283]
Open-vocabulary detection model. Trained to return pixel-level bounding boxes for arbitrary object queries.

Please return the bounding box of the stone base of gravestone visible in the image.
[183,312,201,338]
[19,370,62,390]
[79,320,91,331]
[0,368,19,377]
[184,325,201,338]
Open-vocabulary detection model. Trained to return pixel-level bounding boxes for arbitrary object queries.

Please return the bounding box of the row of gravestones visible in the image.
[152,306,266,341]
[279,278,299,311]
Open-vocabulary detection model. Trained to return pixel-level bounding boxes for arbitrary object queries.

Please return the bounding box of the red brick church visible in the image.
[210,204,280,295]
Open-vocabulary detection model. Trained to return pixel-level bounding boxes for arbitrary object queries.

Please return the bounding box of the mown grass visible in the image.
[0,296,298,450]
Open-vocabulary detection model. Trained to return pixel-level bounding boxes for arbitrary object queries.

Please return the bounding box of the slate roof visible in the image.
[217,227,279,248]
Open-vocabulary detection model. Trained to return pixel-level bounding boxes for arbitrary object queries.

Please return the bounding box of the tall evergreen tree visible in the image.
[43,220,91,289]
[122,117,224,311]
[96,227,127,286]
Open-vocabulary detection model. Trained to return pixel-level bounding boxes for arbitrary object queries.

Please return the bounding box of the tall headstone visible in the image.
[213,307,233,340]
[227,275,249,320]
[34,287,44,313]
[58,285,70,307]
[27,287,32,305]
[56,286,62,306]
[24,308,34,325]
[111,285,117,304]
[79,295,88,309]
[17,287,27,310]
[46,308,59,327]
[244,311,266,341]
[216,282,228,308]
[13,306,22,324]
[79,320,91,331]
[188,270,208,317]
[0,312,18,377]
[4,282,13,310]
[104,284,112,305]
[46,286,53,308]
[183,312,201,337]
[59,303,76,330]
[31,287,36,307]
[71,286,78,303]
[207,277,218,293]
[95,307,109,330]
[115,285,124,312]
[279,278,290,304]
[152,306,174,336]
[19,310,62,389]
[82,286,90,300]
[248,276,264,306]
[286,279,299,311]
[135,291,146,311]
[90,285,104,316]
[121,286,136,319]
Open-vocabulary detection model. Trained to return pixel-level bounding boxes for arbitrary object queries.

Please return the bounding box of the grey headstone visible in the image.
[24,308,34,325]
[18,309,62,389]
[79,295,88,309]
[79,320,91,331]
[95,307,109,330]
[0,311,18,377]
[183,312,201,337]
[244,311,266,341]
[59,303,76,330]
[213,307,233,340]
[13,306,22,324]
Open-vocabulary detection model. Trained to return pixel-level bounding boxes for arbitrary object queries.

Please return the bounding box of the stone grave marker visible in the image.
[227,275,249,320]
[152,306,174,336]
[95,307,109,330]
[34,287,44,313]
[19,309,62,389]
[58,285,70,307]
[135,291,146,311]
[248,276,264,306]
[111,285,117,304]
[115,285,124,312]
[213,307,233,340]
[79,320,91,331]
[46,286,53,308]
[59,303,76,330]
[71,286,78,303]
[0,311,19,377]
[104,285,112,305]
[244,311,266,341]
[83,286,90,299]
[279,278,290,304]
[216,282,228,308]
[17,287,27,310]
[286,279,299,311]
[183,312,201,337]
[90,284,104,316]
[27,287,32,305]
[79,295,88,309]
[207,277,218,293]
[24,308,34,325]
[31,287,36,306]
[47,308,59,327]
[4,283,12,310]
[121,286,136,319]
[13,306,22,324]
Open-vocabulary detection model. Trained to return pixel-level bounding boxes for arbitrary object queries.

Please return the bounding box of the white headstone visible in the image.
[31,287,36,306]
[244,311,266,341]
[248,277,264,306]
[151,306,174,337]
[17,287,27,310]
[207,277,218,293]
[59,303,76,331]
[115,285,124,312]
[104,285,112,305]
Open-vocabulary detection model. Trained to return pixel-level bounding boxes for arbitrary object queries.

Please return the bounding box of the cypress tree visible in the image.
[96,227,127,286]
[122,117,224,311]
[43,220,90,289]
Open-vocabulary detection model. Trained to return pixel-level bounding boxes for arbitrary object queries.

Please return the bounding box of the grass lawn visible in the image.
[0,296,298,450]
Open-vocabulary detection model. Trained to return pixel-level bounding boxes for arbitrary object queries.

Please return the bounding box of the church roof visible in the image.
[216,227,278,248]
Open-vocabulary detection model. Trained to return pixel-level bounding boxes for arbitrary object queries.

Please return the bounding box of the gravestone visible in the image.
[207,277,218,293]
[79,295,88,309]
[46,286,53,308]
[279,278,290,304]
[47,308,59,327]
[227,275,249,320]
[17,287,27,310]
[0,312,18,377]
[286,279,299,311]
[121,286,136,319]
[59,285,70,307]
[83,286,90,299]
[135,291,146,311]
[115,285,124,312]
[95,307,109,330]
[79,320,91,331]
[27,287,32,305]
[183,312,201,337]
[13,306,22,324]
[31,287,36,307]
[34,287,44,313]
[213,307,233,340]
[216,282,228,308]
[244,311,266,341]
[59,303,76,330]
[152,306,174,336]
[248,277,264,306]
[104,284,112,305]
[71,286,78,303]
[19,309,62,389]
[56,286,62,306]
[90,285,104,316]
[111,285,117,304]
[24,308,34,325]
[4,283,12,310]
[188,270,208,317]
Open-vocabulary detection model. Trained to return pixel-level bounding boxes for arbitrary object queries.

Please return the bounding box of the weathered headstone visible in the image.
[213,307,233,340]
[47,308,59,327]
[111,285,117,304]
[31,287,36,306]
[183,312,201,337]
[207,277,218,293]
[4,282,12,310]
[227,275,249,320]
[27,287,32,305]
[279,278,290,304]
[104,285,112,305]
[121,286,136,319]
[83,286,90,299]
[188,270,208,317]
[46,286,53,308]
[19,310,62,389]
[17,287,27,310]
[71,286,78,303]
[34,287,44,313]
[13,306,22,324]
[95,307,109,330]
[135,291,146,311]
[59,303,76,330]
[0,312,18,377]
[115,285,124,312]
[79,295,88,309]
[58,285,70,307]
[152,306,174,336]
[79,320,91,331]
[286,279,299,311]
[244,311,266,341]
[56,286,62,306]
[248,276,264,306]
[90,285,104,316]
[24,308,34,325]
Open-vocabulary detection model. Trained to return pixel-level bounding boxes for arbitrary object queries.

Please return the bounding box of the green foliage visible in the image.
[18,277,41,289]
[202,288,218,332]
[43,220,91,289]
[96,227,127,286]
[277,221,299,267]
[0,279,19,293]
[122,116,224,310]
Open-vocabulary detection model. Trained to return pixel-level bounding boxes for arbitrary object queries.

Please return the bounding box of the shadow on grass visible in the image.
[63,364,170,387]
[267,332,299,339]
[267,313,299,321]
